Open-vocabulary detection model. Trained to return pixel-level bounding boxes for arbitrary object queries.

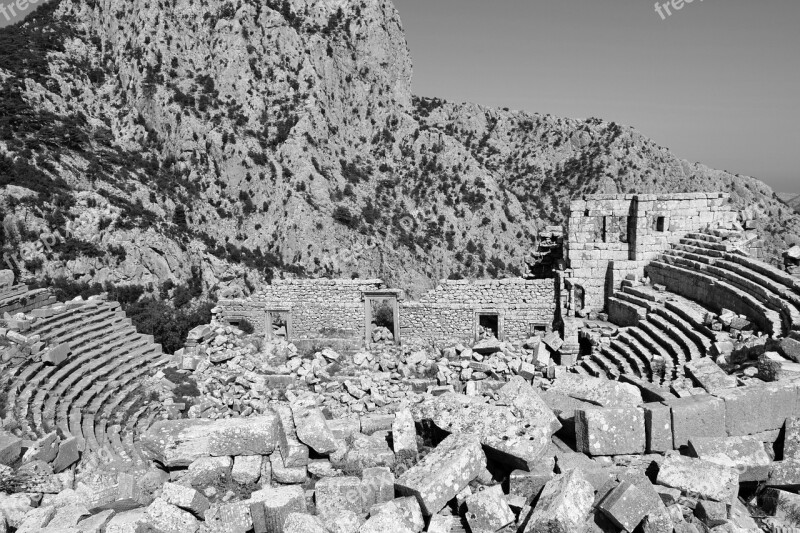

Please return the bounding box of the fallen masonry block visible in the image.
[785,417,800,460]
[145,498,201,533]
[598,481,659,532]
[315,476,364,519]
[368,497,424,532]
[292,406,338,454]
[22,431,59,464]
[0,431,22,466]
[270,452,307,484]
[395,433,484,516]
[14,506,55,532]
[663,394,726,448]
[464,486,515,533]
[141,415,280,466]
[361,467,394,508]
[327,418,362,440]
[767,460,800,489]
[546,373,642,407]
[359,414,395,435]
[758,352,800,382]
[656,454,739,504]
[695,499,728,528]
[759,488,800,527]
[509,465,554,504]
[644,402,674,453]
[498,376,562,436]
[282,513,326,533]
[779,337,800,363]
[523,468,595,533]
[688,435,771,481]
[714,381,800,437]
[427,514,457,533]
[51,436,80,474]
[41,343,70,365]
[543,332,564,352]
[575,407,646,456]
[75,509,115,532]
[186,456,232,488]
[249,485,306,533]
[325,510,362,533]
[232,455,263,485]
[359,505,415,533]
[330,432,395,473]
[160,482,210,518]
[413,392,549,470]
[684,358,737,393]
[275,405,310,468]
[391,409,418,457]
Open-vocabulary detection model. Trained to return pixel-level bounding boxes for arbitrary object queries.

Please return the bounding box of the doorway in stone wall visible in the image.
[475,311,503,342]
[364,294,400,345]
[266,309,291,341]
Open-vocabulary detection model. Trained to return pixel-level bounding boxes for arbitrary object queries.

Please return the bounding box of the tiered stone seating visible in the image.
[649,230,800,336]
[0,284,56,315]
[583,283,718,387]
[0,289,167,473]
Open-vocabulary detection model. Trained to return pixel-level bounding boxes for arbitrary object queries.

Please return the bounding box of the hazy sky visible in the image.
[393,0,800,194]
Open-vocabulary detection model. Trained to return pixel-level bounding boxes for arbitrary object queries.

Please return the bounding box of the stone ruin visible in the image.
[2,192,800,531]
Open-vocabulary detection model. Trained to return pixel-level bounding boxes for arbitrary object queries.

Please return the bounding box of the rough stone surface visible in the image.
[160,482,210,517]
[688,435,771,481]
[464,486,515,533]
[785,416,800,460]
[575,407,646,456]
[391,409,418,457]
[186,456,232,487]
[714,381,800,437]
[275,406,310,468]
[644,402,673,453]
[656,454,739,503]
[283,513,327,533]
[664,394,726,448]
[271,453,308,484]
[141,415,279,466]
[249,485,307,533]
[546,373,642,407]
[52,437,80,473]
[523,469,595,533]
[231,455,263,485]
[361,467,394,508]
[395,433,484,516]
[0,432,22,466]
[145,498,200,533]
[315,476,364,519]
[598,481,658,532]
[368,497,424,532]
[292,406,338,455]
[684,358,737,392]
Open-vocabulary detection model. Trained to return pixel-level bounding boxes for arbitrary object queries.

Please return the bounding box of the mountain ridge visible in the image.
[0,0,797,298]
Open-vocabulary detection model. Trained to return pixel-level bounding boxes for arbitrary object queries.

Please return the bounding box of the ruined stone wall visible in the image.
[400,278,557,345]
[567,193,736,312]
[217,279,385,339]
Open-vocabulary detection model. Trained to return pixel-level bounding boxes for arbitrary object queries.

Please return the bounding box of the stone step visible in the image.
[30,300,106,336]
[35,305,121,344]
[656,303,714,354]
[649,309,704,361]
[600,345,636,377]
[724,252,800,293]
[627,326,674,380]
[665,251,800,331]
[589,351,621,379]
[646,260,784,336]
[671,242,726,258]
[609,339,647,378]
[685,232,723,244]
[579,358,604,378]
[616,332,658,380]
[620,284,666,303]
[679,237,730,252]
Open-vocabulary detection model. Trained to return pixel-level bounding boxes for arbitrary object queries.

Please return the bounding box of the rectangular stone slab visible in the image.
[395,433,484,516]
[713,382,800,437]
[663,394,726,448]
[575,407,646,456]
[140,414,279,467]
[656,454,739,504]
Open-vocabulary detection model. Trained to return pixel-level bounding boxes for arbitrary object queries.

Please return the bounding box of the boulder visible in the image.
[270,452,307,484]
[292,406,338,455]
[361,467,394,508]
[141,415,279,466]
[367,497,423,532]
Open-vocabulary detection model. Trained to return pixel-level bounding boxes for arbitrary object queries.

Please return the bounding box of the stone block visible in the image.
[275,405,310,468]
[785,416,800,460]
[271,452,307,484]
[509,466,554,504]
[145,498,200,533]
[327,418,361,440]
[231,455,262,485]
[714,381,800,437]
[523,469,595,533]
[656,454,739,503]
[644,402,673,453]
[282,513,326,533]
[598,481,658,532]
[360,467,394,508]
[359,414,395,435]
[0,431,22,466]
[52,436,80,473]
[368,497,423,532]
[695,500,727,528]
[780,337,800,363]
[575,407,646,456]
[292,406,338,455]
[161,482,210,518]
[358,506,415,533]
[663,394,726,448]
[141,415,280,467]
[427,514,456,533]
[684,358,737,393]
[75,509,115,533]
[391,409,418,457]
[464,486,515,533]
[547,373,642,407]
[395,433,484,516]
[330,433,395,474]
[767,459,800,489]
[498,376,562,436]
[187,456,232,488]
[22,431,59,464]
[249,485,306,533]
[688,435,771,482]
[41,343,70,365]
[315,476,363,519]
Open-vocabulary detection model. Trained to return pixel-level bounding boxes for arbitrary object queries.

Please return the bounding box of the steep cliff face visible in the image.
[0,0,797,297]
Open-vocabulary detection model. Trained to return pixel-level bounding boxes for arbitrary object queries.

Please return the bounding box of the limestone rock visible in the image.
[656,454,739,503]
[547,373,642,407]
[145,498,200,533]
[464,486,515,533]
[391,409,418,457]
[523,469,595,533]
[575,407,646,456]
[141,415,279,466]
[231,455,262,485]
[292,406,338,455]
[315,476,364,519]
[161,482,210,517]
[249,485,306,533]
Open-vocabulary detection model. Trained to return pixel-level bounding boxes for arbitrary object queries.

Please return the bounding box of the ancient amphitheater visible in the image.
[2,192,800,532]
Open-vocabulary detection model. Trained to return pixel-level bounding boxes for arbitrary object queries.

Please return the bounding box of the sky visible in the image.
[393,0,800,194]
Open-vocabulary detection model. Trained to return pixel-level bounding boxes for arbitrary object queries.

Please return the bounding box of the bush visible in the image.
[238,319,255,334]
[372,300,394,329]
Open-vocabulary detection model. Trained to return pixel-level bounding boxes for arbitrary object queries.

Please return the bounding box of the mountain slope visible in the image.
[0,0,797,298]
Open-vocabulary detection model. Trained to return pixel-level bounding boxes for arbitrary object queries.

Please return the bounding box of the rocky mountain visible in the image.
[778,193,800,214]
[0,0,798,298]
